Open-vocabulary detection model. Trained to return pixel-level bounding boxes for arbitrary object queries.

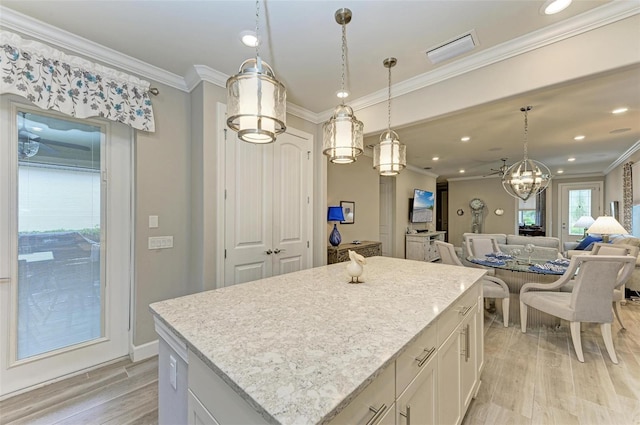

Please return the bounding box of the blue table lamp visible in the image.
[327,206,345,246]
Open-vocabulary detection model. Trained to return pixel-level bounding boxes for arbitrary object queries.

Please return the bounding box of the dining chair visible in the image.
[559,242,638,329]
[465,235,502,258]
[520,254,635,363]
[436,241,510,327]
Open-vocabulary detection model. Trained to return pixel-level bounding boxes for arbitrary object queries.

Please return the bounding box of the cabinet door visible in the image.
[188,390,220,425]
[437,329,462,425]
[460,307,478,410]
[406,237,425,261]
[397,353,438,425]
[327,364,395,425]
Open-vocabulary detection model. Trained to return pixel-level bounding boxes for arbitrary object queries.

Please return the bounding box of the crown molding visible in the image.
[0,6,188,92]
[604,140,640,174]
[186,64,228,92]
[318,1,640,122]
[552,172,605,180]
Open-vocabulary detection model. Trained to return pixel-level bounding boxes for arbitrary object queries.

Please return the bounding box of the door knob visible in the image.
[265,249,273,255]
[274,248,286,254]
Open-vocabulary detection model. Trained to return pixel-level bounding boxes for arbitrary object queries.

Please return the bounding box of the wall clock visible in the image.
[469,198,485,211]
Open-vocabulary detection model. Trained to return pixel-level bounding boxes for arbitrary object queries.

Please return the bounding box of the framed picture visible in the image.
[340,201,355,224]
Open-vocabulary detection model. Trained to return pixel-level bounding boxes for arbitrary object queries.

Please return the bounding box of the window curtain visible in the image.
[0,31,155,132]
[535,189,546,232]
[623,161,633,230]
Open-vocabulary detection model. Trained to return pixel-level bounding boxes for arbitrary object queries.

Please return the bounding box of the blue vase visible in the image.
[329,224,342,246]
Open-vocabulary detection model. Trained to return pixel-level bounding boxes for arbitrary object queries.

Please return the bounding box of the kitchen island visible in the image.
[150,256,485,425]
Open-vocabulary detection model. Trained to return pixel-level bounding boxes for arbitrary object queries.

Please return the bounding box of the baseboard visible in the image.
[131,339,159,362]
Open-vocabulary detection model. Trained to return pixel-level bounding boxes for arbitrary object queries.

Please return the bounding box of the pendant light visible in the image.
[322,8,364,164]
[226,0,286,144]
[502,106,551,201]
[373,58,406,176]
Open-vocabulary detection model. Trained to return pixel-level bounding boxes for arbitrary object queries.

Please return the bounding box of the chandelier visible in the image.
[226,0,286,144]
[373,58,406,176]
[502,106,551,201]
[322,8,364,164]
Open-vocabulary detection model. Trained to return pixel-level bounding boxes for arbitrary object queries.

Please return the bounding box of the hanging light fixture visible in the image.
[502,106,551,201]
[322,8,364,164]
[373,58,406,176]
[226,0,286,144]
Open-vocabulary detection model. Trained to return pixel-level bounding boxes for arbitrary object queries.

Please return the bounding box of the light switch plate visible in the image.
[149,215,158,228]
[148,236,173,250]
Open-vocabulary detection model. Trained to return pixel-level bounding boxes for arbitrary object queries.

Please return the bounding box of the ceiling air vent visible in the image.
[426,31,478,65]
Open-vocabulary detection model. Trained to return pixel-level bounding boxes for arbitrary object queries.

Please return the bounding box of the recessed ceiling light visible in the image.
[459,169,465,173]
[460,136,470,142]
[612,107,628,114]
[557,169,564,174]
[573,135,585,141]
[335,90,349,99]
[240,31,259,47]
[432,156,439,161]
[540,0,572,15]
[568,157,576,162]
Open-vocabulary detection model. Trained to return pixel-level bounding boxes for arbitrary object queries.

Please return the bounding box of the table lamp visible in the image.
[586,215,627,243]
[327,206,345,247]
[574,215,595,237]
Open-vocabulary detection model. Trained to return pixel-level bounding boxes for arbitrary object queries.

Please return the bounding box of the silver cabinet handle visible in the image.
[458,305,472,316]
[274,248,286,254]
[465,323,471,362]
[415,347,436,367]
[265,250,273,255]
[399,404,411,425]
[365,404,388,425]
[460,326,467,358]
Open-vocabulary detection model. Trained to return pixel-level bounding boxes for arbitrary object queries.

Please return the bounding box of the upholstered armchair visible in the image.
[520,255,635,363]
[436,241,510,327]
[559,242,638,329]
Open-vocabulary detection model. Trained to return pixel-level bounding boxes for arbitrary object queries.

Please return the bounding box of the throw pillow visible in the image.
[575,235,602,250]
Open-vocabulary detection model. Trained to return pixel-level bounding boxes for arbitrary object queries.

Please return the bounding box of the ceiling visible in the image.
[2,1,639,181]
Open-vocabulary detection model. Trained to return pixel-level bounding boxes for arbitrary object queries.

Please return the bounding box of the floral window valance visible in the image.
[0,31,155,132]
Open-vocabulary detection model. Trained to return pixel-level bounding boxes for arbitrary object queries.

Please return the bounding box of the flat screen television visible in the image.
[410,189,434,223]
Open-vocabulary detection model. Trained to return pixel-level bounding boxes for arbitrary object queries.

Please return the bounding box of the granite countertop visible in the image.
[149,256,485,425]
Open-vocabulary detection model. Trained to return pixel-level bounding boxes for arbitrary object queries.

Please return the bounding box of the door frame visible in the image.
[215,104,314,289]
[557,181,603,246]
[0,97,132,398]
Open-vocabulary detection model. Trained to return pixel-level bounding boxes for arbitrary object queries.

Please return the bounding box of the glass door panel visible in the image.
[17,111,103,359]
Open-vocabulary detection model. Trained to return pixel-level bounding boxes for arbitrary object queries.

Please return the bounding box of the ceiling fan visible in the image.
[18,112,91,159]
[483,158,510,178]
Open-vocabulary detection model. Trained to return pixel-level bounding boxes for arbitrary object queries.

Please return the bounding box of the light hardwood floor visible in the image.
[2,303,639,425]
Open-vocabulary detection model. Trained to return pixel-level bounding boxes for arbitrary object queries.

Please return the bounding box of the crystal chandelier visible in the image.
[373,58,406,176]
[502,106,551,201]
[322,8,364,164]
[226,0,286,144]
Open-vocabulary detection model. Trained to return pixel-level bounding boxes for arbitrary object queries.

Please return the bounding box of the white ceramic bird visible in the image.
[346,250,367,283]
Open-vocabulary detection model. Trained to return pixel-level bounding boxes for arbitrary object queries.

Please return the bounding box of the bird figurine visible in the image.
[346,250,367,283]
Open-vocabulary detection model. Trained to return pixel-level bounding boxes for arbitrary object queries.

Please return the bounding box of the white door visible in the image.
[558,182,603,246]
[224,129,313,286]
[379,177,393,256]
[0,99,130,397]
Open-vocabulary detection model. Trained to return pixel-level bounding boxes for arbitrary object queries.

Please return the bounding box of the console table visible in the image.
[327,240,382,264]
[405,231,447,262]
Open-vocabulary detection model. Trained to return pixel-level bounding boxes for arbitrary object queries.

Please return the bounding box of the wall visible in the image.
[327,155,380,245]
[447,177,516,247]
[393,168,437,258]
[134,82,192,346]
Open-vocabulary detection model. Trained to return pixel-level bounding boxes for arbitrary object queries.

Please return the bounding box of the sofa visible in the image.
[564,234,640,293]
[460,233,561,263]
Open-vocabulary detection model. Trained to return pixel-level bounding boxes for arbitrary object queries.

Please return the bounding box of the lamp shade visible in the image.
[574,215,595,229]
[587,216,627,236]
[327,206,345,222]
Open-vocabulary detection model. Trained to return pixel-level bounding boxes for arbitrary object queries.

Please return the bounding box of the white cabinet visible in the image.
[437,286,482,425]
[396,349,438,425]
[327,363,395,425]
[405,232,446,262]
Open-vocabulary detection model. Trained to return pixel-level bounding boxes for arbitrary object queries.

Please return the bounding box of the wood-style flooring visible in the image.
[2,302,639,425]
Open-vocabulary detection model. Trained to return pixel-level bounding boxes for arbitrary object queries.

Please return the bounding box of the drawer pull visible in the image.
[465,323,471,362]
[458,305,472,316]
[366,403,388,425]
[415,346,436,367]
[399,404,411,425]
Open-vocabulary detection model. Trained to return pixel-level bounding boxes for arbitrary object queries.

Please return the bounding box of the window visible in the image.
[567,189,592,236]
